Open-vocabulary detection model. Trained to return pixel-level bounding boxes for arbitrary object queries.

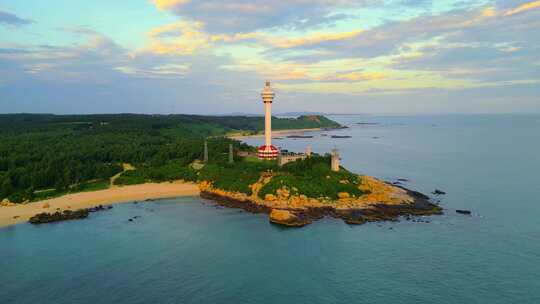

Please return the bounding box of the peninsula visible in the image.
[0,111,441,228]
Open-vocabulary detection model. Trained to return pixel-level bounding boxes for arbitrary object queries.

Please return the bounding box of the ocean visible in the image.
[1,114,539,303]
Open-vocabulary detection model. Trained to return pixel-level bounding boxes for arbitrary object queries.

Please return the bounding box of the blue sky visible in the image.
[0,0,539,114]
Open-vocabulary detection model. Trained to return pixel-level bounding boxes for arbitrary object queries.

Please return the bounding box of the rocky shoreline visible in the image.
[201,187,442,227]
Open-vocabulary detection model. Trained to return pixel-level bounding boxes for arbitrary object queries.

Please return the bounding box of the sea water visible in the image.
[1,114,539,303]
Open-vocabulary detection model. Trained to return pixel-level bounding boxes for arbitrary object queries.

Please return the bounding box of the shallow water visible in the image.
[2,114,540,303]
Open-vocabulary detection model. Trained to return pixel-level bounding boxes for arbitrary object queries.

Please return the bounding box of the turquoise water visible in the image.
[2,114,540,303]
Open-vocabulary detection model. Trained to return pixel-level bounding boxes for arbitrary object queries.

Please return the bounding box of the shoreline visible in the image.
[0,181,199,228]
[228,127,324,139]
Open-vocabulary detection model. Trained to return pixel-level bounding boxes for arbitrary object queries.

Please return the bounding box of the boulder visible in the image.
[432,189,446,195]
[264,194,277,202]
[269,209,311,227]
[42,203,50,209]
[338,192,350,199]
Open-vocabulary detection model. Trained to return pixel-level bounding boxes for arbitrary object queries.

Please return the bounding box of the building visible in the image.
[331,148,340,172]
[278,146,312,166]
[258,82,279,159]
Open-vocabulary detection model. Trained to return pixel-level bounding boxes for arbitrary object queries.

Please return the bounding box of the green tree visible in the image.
[1,178,14,198]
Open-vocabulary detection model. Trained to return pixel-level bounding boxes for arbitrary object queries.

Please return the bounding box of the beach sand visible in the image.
[0,181,199,228]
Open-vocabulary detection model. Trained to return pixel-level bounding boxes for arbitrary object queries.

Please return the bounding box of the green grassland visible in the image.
[258,156,366,200]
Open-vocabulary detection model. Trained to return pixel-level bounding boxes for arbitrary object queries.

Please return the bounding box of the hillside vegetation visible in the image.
[0,113,342,203]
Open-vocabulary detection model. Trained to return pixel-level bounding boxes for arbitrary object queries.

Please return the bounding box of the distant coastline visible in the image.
[0,181,199,228]
[228,127,324,139]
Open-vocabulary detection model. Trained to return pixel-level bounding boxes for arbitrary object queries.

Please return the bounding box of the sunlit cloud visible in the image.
[152,0,191,10]
[504,0,540,16]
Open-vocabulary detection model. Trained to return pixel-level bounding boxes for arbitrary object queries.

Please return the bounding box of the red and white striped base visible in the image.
[258,145,279,159]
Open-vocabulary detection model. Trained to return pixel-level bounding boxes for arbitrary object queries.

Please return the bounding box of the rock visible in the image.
[1,199,16,207]
[456,209,471,215]
[128,218,133,222]
[338,192,350,199]
[432,189,446,195]
[344,217,366,225]
[29,209,89,224]
[269,209,311,227]
[264,194,277,201]
[89,205,111,213]
[42,203,50,209]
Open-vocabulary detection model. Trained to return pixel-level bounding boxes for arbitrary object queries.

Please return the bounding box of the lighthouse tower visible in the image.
[258,81,279,159]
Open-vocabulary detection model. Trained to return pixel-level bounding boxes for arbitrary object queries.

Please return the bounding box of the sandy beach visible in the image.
[0,181,199,228]
[228,128,323,140]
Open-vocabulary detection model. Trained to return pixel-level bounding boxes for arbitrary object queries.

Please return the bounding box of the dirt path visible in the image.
[110,163,135,188]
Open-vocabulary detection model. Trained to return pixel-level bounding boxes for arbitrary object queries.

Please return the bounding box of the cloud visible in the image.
[266,30,363,49]
[1,1,539,114]
[153,0,191,10]
[0,10,33,26]
[0,28,265,114]
[503,0,540,16]
[144,21,261,55]
[151,0,361,33]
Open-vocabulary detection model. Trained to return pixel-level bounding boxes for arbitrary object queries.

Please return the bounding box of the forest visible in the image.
[0,113,342,203]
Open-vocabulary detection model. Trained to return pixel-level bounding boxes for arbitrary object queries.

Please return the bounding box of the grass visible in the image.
[258,156,367,200]
[197,159,277,195]
[31,179,110,202]
[114,160,199,186]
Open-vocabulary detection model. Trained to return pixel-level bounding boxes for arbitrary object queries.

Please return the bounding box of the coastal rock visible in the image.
[29,209,89,225]
[432,189,447,195]
[1,199,16,207]
[269,209,311,227]
[456,209,471,215]
[338,192,350,199]
[200,176,443,228]
[265,194,277,201]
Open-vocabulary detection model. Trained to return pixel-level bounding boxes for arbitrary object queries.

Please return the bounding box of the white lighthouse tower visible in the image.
[258,81,279,159]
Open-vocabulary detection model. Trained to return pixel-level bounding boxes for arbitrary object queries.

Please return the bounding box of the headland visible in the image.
[197,158,442,227]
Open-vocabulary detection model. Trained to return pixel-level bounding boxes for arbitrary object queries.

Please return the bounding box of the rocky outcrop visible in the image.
[269,209,311,227]
[199,173,443,228]
[29,209,90,224]
[29,205,113,225]
[200,187,442,228]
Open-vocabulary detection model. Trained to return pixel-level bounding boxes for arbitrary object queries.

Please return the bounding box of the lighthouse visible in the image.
[258,81,279,159]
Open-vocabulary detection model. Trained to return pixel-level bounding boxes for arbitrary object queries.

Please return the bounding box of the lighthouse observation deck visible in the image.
[261,81,275,104]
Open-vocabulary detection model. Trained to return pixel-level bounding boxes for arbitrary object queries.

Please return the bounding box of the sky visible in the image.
[0,0,539,115]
